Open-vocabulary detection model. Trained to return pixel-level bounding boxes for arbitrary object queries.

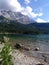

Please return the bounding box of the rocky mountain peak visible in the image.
[0,9,36,24]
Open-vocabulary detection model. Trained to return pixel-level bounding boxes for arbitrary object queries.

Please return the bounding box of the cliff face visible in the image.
[0,10,36,24]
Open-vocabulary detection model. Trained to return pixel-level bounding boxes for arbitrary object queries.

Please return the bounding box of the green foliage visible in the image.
[0,16,49,34]
[0,38,13,65]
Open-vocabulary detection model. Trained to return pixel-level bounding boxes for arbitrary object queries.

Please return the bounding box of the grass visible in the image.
[0,37,13,65]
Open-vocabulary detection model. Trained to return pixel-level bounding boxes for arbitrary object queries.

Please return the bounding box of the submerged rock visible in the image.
[15,43,30,51]
[36,64,44,65]
[34,47,39,51]
[15,43,21,49]
[23,47,30,51]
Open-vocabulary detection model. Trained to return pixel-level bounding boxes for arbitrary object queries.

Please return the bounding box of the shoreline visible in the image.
[12,49,49,65]
[0,43,49,65]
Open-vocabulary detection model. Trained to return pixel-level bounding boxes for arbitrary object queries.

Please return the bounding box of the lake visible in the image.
[0,34,49,52]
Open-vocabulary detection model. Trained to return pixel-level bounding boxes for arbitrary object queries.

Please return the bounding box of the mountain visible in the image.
[0,10,36,24]
[0,10,49,34]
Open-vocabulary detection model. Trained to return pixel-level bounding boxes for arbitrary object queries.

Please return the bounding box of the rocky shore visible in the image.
[12,50,41,65]
[0,43,49,65]
[12,49,49,65]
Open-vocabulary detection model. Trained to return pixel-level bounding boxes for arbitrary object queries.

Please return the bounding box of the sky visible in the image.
[0,0,49,23]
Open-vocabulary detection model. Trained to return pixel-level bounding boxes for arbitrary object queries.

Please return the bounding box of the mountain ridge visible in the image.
[0,10,49,34]
[0,10,36,24]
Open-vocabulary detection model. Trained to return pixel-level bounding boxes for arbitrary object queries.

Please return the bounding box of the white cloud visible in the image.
[21,6,37,17]
[24,0,30,4]
[48,20,49,22]
[21,6,43,18]
[36,18,46,23]
[9,0,43,18]
[0,0,40,18]
[30,13,38,18]
[21,6,32,15]
[0,0,44,20]
[0,0,24,12]
[30,12,43,18]
[0,0,12,10]
[9,0,24,12]
[38,12,43,16]
[37,18,49,23]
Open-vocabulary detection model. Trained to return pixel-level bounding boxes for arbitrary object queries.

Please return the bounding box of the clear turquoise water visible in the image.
[28,34,49,52]
[12,34,49,52]
[0,34,49,52]
[16,34,49,52]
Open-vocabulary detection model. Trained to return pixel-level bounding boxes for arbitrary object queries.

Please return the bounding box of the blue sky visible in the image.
[18,0,49,23]
[0,0,49,23]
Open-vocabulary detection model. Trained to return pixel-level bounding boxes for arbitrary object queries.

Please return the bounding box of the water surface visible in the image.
[0,34,49,52]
